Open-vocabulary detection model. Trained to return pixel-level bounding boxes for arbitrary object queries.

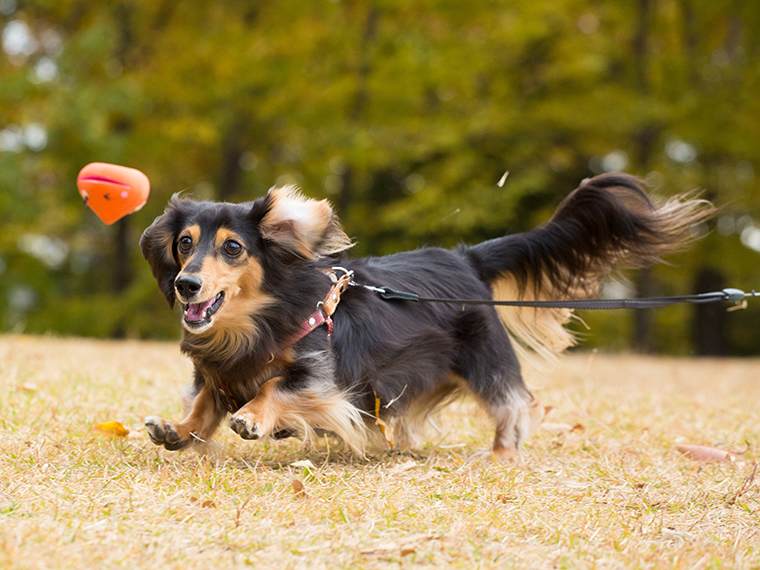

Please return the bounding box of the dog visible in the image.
[140,174,712,461]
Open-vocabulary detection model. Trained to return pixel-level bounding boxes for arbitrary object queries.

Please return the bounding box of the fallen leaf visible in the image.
[675,444,745,463]
[92,421,129,438]
[291,479,307,498]
[19,382,38,392]
[201,500,216,508]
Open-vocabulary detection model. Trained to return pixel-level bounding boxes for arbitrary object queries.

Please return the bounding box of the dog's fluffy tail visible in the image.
[466,173,714,365]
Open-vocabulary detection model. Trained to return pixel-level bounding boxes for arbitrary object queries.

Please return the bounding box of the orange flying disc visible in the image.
[77,162,150,225]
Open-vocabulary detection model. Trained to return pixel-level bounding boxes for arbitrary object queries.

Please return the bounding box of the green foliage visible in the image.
[1,0,760,352]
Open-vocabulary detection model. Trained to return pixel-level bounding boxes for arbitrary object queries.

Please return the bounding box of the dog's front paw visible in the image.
[145,416,190,451]
[228,411,264,440]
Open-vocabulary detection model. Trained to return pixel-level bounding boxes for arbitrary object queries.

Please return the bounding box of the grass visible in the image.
[0,334,758,569]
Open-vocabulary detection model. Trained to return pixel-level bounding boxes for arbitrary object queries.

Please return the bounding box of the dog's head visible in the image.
[140,186,351,335]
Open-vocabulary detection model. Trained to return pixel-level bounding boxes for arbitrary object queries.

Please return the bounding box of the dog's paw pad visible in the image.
[145,416,166,444]
[144,416,188,450]
[228,413,261,440]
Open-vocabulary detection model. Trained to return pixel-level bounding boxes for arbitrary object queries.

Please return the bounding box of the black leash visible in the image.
[326,268,758,310]
[367,286,757,310]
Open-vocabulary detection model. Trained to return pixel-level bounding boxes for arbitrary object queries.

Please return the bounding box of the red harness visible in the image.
[281,269,352,349]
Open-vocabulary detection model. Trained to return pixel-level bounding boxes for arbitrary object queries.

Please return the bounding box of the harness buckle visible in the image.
[322,271,353,316]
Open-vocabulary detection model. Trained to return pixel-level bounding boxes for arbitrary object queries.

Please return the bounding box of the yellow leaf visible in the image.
[375,396,394,449]
[93,421,129,438]
[291,479,307,498]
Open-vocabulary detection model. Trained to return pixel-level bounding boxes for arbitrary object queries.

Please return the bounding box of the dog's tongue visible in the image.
[186,298,215,322]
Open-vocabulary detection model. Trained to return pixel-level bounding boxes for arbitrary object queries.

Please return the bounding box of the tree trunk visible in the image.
[692,271,727,356]
[633,267,654,353]
[631,0,656,353]
[110,217,131,338]
[217,119,247,201]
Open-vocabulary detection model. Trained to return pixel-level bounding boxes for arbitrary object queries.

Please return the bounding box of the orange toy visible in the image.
[77,162,150,225]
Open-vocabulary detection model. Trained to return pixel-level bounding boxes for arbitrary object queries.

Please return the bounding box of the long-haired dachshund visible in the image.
[140,174,711,461]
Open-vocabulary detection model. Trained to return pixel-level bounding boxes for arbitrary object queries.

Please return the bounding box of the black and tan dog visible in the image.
[140,174,711,461]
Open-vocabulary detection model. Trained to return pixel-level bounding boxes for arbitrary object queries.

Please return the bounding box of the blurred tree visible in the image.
[1,0,759,353]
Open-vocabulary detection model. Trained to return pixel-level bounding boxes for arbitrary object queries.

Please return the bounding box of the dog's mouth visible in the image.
[183,291,225,331]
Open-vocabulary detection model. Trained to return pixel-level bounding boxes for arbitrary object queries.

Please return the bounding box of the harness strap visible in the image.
[214,269,351,414]
[282,310,334,348]
[280,269,352,349]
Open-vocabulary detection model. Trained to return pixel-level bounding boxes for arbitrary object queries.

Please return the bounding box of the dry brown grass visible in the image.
[0,334,758,569]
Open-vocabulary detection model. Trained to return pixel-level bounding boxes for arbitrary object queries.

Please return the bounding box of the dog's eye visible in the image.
[224,240,243,256]
[178,236,193,252]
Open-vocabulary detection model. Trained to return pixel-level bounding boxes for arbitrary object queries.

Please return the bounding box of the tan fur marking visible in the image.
[491,276,578,369]
[179,229,273,360]
[213,228,243,250]
[231,377,368,454]
[190,271,273,360]
[391,379,464,451]
[177,224,201,263]
[153,384,224,446]
[177,384,223,439]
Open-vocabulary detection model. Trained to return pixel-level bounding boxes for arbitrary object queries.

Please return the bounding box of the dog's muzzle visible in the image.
[175,274,203,301]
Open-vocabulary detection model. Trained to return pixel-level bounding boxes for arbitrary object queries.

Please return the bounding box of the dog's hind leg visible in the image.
[450,307,546,462]
[145,383,225,451]
[472,390,545,463]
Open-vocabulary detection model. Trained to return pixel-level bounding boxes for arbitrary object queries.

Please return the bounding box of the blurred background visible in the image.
[1,0,760,355]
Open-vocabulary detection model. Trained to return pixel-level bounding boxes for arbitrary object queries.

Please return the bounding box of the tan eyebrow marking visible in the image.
[214,228,245,250]
[180,224,201,244]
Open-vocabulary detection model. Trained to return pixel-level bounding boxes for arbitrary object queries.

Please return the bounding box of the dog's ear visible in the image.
[252,186,352,259]
[140,196,196,307]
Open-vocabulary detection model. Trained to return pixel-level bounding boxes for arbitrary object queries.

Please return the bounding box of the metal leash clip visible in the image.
[724,288,758,312]
[321,268,354,316]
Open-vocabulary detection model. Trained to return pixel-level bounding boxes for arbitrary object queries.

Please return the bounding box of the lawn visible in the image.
[0,334,758,569]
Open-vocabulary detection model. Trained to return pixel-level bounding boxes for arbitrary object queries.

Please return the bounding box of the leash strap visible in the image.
[353,284,758,310]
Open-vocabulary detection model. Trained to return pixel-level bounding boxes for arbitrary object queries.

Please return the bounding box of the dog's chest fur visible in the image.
[191,350,294,412]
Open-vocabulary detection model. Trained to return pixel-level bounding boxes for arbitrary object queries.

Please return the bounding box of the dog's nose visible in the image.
[175,275,202,298]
